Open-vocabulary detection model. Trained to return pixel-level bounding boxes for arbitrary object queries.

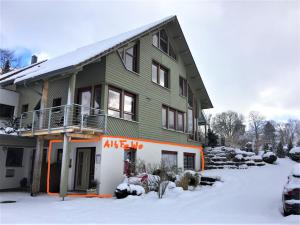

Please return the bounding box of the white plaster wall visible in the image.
[48,137,201,195]
[0,147,33,189]
[0,88,19,126]
[98,137,201,194]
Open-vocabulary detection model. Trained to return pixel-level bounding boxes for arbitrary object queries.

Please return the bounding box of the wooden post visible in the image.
[31,80,48,196]
[59,73,76,199]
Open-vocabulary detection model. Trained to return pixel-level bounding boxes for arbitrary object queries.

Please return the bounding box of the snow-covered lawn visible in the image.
[1,159,299,224]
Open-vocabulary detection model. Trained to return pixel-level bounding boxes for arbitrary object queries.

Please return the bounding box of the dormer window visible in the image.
[152,29,176,60]
[118,43,139,73]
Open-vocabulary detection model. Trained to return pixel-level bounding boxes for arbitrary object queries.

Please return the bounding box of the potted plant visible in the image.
[87,179,97,194]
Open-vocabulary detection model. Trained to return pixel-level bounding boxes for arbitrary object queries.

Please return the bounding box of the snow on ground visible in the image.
[1,159,299,224]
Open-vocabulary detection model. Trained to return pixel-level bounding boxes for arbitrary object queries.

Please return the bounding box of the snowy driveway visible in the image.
[1,159,299,224]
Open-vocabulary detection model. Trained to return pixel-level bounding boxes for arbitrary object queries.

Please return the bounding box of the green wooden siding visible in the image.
[105,32,201,146]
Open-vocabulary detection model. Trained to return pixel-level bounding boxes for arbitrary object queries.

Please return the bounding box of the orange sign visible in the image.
[103,139,144,150]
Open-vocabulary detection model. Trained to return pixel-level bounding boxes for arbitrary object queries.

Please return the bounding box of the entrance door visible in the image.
[75,148,91,191]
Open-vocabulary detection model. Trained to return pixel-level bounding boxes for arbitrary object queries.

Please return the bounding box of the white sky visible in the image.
[1,0,299,121]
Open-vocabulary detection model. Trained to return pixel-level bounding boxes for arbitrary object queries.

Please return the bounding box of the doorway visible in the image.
[74,147,95,191]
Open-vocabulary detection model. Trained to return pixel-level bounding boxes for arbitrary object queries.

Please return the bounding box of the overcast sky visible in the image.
[1,0,299,121]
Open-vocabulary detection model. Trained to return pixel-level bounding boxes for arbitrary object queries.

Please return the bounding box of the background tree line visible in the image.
[206,110,300,155]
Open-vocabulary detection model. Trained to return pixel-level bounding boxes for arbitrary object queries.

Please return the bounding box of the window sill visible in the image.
[108,115,139,124]
[152,44,177,62]
[151,81,170,91]
[162,127,186,134]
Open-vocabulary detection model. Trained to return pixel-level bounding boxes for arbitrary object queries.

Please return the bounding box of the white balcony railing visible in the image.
[19,104,107,135]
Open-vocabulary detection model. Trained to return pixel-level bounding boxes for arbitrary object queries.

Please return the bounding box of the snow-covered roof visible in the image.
[0,15,213,109]
[0,16,174,85]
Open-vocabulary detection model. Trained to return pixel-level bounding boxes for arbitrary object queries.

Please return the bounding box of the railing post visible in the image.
[48,110,52,132]
[19,113,23,131]
[32,111,35,135]
[81,112,84,131]
[63,105,68,128]
[104,113,107,134]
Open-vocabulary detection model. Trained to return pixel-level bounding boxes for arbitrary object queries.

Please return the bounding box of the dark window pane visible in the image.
[108,89,121,110]
[169,43,176,59]
[6,148,23,167]
[0,104,14,118]
[177,112,184,131]
[168,109,175,129]
[162,106,167,128]
[152,63,158,83]
[152,33,159,47]
[184,153,195,170]
[160,39,168,53]
[160,29,168,41]
[188,85,193,107]
[21,104,28,113]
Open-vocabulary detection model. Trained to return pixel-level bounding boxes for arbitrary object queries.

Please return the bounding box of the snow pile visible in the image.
[290,147,300,154]
[235,154,243,160]
[263,151,276,157]
[291,164,300,177]
[116,183,145,196]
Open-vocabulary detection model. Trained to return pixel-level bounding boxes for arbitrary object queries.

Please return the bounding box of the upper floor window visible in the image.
[118,43,139,73]
[188,84,194,107]
[21,104,28,113]
[152,29,176,60]
[162,105,184,132]
[152,61,169,88]
[108,86,136,121]
[0,104,14,118]
[179,77,187,97]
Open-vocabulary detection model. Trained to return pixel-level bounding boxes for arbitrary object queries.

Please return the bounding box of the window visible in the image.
[177,112,184,132]
[124,148,136,176]
[93,85,101,113]
[152,29,176,59]
[162,105,184,132]
[179,77,187,97]
[0,104,14,118]
[152,62,158,83]
[184,153,195,170]
[124,92,135,121]
[168,108,175,130]
[78,87,92,115]
[6,148,24,167]
[162,106,167,128]
[108,87,121,118]
[52,98,61,112]
[108,86,136,121]
[118,43,139,73]
[21,104,28,113]
[162,150,177,169]
[188,84,194,107]
[152,61,169,88]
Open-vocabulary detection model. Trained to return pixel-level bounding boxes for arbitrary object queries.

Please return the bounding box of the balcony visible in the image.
[19,104,107,137]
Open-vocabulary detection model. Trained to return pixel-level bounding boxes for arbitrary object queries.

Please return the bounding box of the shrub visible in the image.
[176,171,200,190]
[289,147,300,162]
[262,152,277,164]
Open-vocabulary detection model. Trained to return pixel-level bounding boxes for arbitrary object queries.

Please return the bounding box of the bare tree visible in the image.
[0,48,22,74]
[211,111,245,146]
[248,111,265,153]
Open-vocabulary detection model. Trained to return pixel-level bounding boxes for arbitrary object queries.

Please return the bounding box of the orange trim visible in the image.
[47,135,205,198]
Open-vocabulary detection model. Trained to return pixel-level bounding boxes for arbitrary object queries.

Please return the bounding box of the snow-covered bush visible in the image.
[115,183,145,199]
[176,171,200,190]
[262,152,277,164]
[289,147,300,162]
